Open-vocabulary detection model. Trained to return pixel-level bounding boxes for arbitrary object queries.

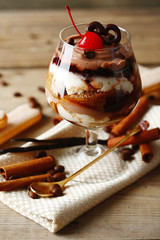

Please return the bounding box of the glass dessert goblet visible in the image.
[45,23,141,182]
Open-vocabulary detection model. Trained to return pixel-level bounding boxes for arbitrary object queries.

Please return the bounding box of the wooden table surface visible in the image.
[0,8,160,239]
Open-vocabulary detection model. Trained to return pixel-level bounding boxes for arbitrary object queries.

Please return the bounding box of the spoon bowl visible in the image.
[30,179,67,197]
[30,182,53,197]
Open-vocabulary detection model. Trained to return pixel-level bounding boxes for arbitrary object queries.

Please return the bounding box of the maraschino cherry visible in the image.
[65,5,103,50]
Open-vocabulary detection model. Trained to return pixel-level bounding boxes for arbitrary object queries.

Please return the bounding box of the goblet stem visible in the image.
[84,129,102,156]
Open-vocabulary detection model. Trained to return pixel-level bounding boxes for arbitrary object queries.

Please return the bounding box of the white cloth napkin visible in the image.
[140,66,160,89]
[0,67,160,233]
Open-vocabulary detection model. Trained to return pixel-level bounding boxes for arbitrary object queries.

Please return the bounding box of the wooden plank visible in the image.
[0,8,159,68]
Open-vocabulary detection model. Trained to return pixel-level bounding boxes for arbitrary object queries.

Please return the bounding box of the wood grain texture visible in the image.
[0,0,159,9]
[0,8,159,68]
[0,8,160,240]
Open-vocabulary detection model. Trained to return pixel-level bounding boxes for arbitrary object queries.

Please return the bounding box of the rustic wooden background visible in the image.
[0,0,159,9]
[0,6,160,240]
[0,8,159,70]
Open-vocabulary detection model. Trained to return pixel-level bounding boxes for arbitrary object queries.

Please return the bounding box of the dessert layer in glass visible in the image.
[46,28,141,128]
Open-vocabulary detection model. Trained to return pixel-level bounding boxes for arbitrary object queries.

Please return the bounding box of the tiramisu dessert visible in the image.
[46,6,141,129]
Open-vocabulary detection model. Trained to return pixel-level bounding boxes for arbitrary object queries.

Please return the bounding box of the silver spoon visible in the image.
[30,122,145,197]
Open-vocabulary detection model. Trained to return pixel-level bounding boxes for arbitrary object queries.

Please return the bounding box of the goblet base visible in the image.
[76,144,105,156]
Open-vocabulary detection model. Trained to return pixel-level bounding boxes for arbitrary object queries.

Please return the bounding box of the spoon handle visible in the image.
[63,123,143,184]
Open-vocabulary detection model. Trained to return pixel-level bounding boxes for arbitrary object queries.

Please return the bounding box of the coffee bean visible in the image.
[120,148,134,160]
[28,97,41,109]
[47,169,56,175]
[0,80,8,86]
[47,174,55,182]
[49,184,63,196]
[14,92,22,97]
[132,144,139,152]
[49,183,59,191]
[54,165,65,173]
[28,190,39,199]
[53,172,66,181]
[38,86,45,93]
[36,151,47,158]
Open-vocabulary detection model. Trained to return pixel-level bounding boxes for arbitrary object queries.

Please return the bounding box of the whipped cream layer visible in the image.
[49,63,134,97]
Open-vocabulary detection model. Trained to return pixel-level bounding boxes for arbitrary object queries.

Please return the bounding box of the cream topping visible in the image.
[50,63,90,96]
[56,39,132,72]
[49,63,133,96]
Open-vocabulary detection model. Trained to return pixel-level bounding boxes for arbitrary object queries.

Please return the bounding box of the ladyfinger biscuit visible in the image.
[0,110,8,129]
[0,103,42,145]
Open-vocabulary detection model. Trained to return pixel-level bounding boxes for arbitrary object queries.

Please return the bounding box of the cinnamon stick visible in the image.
[0,173,51,191]
[139,143,153,163]
[111,96,149,136]
[107,128,160,148]
[0,156,56,180]
[142,82,160,95]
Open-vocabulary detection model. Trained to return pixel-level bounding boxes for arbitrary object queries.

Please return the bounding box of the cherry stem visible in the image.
[65,5,83,38]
